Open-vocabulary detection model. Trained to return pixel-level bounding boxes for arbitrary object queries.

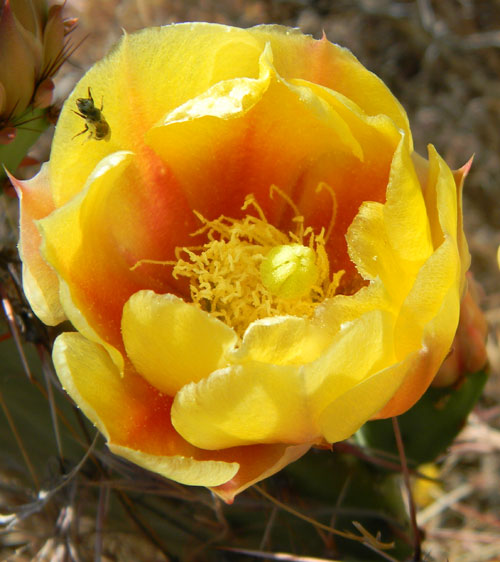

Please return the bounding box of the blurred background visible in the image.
[1,1,500,560]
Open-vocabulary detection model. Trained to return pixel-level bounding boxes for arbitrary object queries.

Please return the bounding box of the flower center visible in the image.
[260,244,318,299]
[170,187,344,336]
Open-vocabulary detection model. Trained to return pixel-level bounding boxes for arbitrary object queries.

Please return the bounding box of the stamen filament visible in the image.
[315,182,337,243]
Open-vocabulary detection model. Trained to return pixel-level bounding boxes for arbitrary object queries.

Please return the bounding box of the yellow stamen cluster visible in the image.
[171,192,344,336]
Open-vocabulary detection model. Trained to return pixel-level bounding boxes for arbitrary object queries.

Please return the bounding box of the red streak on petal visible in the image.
[63,147,198,355]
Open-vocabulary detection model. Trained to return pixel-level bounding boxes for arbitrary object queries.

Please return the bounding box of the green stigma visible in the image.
[260,244,319,299]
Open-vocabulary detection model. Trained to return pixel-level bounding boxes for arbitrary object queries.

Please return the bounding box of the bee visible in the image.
[72,87,110,140]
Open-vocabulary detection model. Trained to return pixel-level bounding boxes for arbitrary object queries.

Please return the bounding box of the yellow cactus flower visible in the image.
[13,23,470,502]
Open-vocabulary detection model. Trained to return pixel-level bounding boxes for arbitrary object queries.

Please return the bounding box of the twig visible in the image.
[39,347,64,465]
[217,546,340,561]
[0,289,34,382]
[94,480,109,562]
[116,491,172,561]
[0,388,39,489]
[260,505,278,550]
[253,485,395,555]
[391,417,421,561]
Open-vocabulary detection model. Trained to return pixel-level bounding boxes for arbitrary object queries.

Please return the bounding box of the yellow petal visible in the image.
[376,281,460,418]
[53,332,143,443]
[122,290,237,396]
[108,444,238,487]
[424,144,470,290]
[50,23,410,208]
[425,145,457,243]
[49,23,264,207]
[229,315,331,366]
[375,148,463,415]
[288,90,401,277]
[305,309,395,421]
[394,237,460,359]
[291,78,401,160]
[346,200,409,303]
[146,41,369,222]
[172,361,318,449]
[9,164,65,325]
[53,332,239,487]
[160,41,273,125]
[58,279,124,372]
[315,281,393,344]
[383,138,433,265]
[319,351,422,442]
[248,25,411,148]
[39,151,135,366]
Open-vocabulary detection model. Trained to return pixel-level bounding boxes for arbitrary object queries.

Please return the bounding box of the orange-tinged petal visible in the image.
[248,25,411,149]
[172,361,317,449]
[53,332,240,487]
[9,164,65,325]
[39,150,194,357]
[49,24,265,207]
[157,43,363,161]
[454,157,472,282]
[122,290,238,396]
[375,284,459,418]
[53,332,156,445]
[288,89,400,277]
[146,43,370,232]
[57,278,124,372]
[54,331,311,491]
[39,152,134,351]
[211,442,311,503]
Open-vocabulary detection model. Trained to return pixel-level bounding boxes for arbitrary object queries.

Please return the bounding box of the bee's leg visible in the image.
[72,110,86,118]
[100,96,104,112]
[72,124,89,140]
